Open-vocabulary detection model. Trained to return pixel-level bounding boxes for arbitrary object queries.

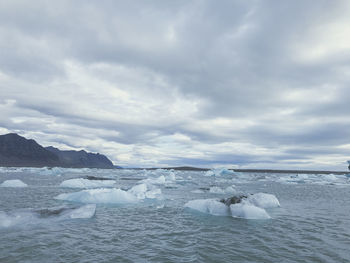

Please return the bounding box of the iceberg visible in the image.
[55,185,162,204]
[0,179,28,187]
[55,188,139,204]
[246,193,280,209]
[59,178,116,188]
[139,173,176,186]
[140,175,166,185]
[185,192,280,219]
[62,204,96,219]
[128,183,162,199]
[204,168,236,177]
[184,199,229,216]
[230,203,271,219]
[39,167,64,176]
[209,185,236,194]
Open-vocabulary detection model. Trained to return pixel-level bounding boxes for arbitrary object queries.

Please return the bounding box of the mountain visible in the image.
[45,146,114,169]
[0,133,114,168]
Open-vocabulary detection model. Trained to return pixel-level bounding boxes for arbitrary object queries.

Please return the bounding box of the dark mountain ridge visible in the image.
[0,133,114,168]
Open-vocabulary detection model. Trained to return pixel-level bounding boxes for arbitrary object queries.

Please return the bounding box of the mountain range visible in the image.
[0,133,114,168]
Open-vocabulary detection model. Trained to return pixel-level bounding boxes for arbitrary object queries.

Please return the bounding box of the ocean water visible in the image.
[1,167,350,263]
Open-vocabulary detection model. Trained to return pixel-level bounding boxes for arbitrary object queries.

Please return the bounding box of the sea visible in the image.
[1,167,350,263]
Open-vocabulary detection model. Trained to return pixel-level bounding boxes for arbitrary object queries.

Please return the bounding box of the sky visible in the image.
[1,0,350,170]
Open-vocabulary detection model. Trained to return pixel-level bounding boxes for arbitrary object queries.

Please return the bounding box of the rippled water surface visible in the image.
[1,167,350,262]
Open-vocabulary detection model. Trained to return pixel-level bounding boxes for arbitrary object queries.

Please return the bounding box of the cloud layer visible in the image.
[1,0,350,169]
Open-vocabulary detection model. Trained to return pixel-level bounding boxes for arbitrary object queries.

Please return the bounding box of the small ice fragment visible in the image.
[209,185,236,194]
[247,193,280,209]
[55,188,138,204]
[60,178,115,188]
[0,179,28,187]
[184,199,229,216]
[230,203,271,219]
[68,204,96,219]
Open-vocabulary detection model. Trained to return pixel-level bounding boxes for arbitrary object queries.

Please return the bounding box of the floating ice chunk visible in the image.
[60,178,115,188]
[140,173,176,186]
[209,186,223,194]
[128,183,148,199]
[166,172,176,181]
[218,168,236,176]
[66,204,96,219]
[184,199,229,216]
[204,168,235,177]
[140,175,166,185]
[56,184,162,204]
[39,167,64,176]
[230,203,271,219]
[0,211,35,228]
[321,174,337,181]
[185,192,280,220]
[294,174,309,180]
[246,193,280,209]
[204,170,215,177]
[128,183,162,199]
[0,204,96,228]
[145,188,162,199]
[209,185,236,194]
[0,179,28,187]
[55,188,139,204]
[156,204,165,209]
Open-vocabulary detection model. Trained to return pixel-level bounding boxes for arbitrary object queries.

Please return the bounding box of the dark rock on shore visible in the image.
[220,195,248,206]
[85,175,114,181]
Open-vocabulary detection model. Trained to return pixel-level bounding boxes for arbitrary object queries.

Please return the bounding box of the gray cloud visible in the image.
[1,0,350,169]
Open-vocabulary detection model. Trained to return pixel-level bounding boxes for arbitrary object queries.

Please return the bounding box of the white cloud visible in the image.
[1,0,350,170]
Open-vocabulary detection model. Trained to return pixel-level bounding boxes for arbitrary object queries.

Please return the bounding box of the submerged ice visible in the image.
[0,204,96,228]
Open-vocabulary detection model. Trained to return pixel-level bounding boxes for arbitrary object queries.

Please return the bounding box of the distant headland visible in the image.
[0,133,115,169]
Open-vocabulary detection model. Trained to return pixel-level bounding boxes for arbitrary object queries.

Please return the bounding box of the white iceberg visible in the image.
[184,192,280,220]
[55,188,138,204]
[55,185,162,204]
[246,193,280,209]
[184,199,229,216]
[0,179,28,187]
[39,167,64,176]
[128,183,162,199]
[64,204,96,219]
[209,185,236,194]
[321,174,337,181]
[139,173,176,186]
[204,168,236,177]
[230,203,271,219]
[59,178,116,188]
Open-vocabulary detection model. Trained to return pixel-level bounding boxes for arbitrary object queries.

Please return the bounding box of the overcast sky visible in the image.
[1,0,350,169]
